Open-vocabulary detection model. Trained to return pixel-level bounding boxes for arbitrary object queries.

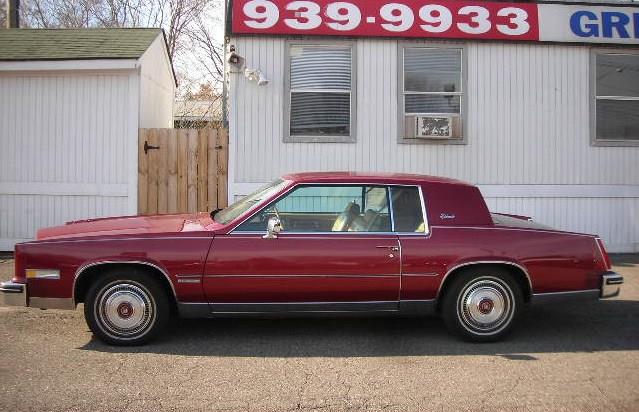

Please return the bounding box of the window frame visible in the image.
[284,40,357,143]
[398,42,468,145]
[230,183,429,236]
[590,48,639,147]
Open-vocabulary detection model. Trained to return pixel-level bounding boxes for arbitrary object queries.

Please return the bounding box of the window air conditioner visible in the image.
[415,116,452,139]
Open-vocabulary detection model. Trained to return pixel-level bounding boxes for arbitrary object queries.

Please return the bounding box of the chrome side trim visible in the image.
[594,237,608,268]
[436,260,533,299]
[209,300,399,313]
[230,220,591,238]
[29,236,214,245]
[229,183,430,236]
[73,260,178,306]
[430,225,597,239]
[29,297,75,310]
[418,185,429,235]
[211,310,399,316]
[205,275,396,278]
[402,273,439,277]
[177,300,435,318]
[388,186,396,232]
[228,231,427,236]
[530,289,600,304]
[397,237,403,292]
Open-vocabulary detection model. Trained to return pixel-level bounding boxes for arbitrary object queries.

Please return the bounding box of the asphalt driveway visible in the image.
[1,255,638,411]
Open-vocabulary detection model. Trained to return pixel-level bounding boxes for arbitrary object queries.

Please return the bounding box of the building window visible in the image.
[592,51,639,146]
[399,45,465,144]
[285,43,355,143]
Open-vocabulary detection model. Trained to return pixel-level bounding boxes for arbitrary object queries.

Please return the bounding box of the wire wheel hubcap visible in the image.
[96,282,155,338]
[458,278,514,335]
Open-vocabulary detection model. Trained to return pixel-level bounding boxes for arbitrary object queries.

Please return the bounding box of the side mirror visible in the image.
[263,217,282,239]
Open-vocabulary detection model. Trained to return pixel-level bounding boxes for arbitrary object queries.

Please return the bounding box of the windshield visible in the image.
[213,179,289,225]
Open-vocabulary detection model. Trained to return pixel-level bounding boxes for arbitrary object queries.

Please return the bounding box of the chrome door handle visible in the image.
[376,245,399,252]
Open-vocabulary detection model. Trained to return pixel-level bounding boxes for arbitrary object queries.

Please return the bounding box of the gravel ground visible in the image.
[0,255,638,411]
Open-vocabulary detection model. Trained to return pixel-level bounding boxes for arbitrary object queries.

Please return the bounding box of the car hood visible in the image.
[36,212,215,240]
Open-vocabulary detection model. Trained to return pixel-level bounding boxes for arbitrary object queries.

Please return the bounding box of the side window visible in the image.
[390,187,425,233]
[235,185,392,233]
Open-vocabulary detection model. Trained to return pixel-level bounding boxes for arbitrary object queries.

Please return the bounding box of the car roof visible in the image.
[281,172,473,187]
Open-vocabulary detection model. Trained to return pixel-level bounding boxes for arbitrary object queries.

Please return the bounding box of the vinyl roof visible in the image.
[0,28,164,61]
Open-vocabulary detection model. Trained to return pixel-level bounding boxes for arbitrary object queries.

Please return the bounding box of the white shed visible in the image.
[225,0,639,253]
[0,28,175,250]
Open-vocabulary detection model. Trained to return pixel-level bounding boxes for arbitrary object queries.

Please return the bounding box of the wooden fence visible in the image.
[138,128,228,215]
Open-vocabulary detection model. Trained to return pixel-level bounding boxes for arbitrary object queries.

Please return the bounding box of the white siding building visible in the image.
[225,0,639,252]
[0,28,175,250]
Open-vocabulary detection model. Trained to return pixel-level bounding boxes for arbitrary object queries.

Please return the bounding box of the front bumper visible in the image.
[0,281,27,307]
[601,271,624,299]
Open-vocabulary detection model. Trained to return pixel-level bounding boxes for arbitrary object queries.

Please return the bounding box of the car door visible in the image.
[389,186,441,309]
[203,184,401,312]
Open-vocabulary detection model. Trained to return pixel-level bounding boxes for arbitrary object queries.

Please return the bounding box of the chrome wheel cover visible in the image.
[95,282,155,339]
[457,277,515,336]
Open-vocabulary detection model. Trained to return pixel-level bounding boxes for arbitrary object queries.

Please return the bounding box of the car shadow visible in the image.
[80,299,639,358]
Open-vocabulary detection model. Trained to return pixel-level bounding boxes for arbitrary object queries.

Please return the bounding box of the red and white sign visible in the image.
[230,0,639,44]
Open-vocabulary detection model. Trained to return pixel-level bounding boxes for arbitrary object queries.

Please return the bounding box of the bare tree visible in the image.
[16,0,224,94]
[164,0,209,60]
[188,14,224,81]
[0,2,6,28]
[21,0,102,28]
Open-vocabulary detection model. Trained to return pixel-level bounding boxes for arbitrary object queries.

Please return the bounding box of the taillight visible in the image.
[595,238,612,271]
[12,247,27,283]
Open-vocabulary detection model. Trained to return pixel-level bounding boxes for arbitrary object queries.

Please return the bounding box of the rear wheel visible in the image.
[442,267,523,342]
[84,268,169,345]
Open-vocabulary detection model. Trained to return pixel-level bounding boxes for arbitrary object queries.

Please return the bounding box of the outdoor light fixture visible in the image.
[244,68,270,86]
[226,45,245,68]
[227,44,268,86]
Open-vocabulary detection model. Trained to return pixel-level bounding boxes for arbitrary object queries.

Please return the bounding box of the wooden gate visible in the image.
[138,128,228,215]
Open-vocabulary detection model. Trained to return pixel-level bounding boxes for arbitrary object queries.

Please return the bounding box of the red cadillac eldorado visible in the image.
[0,172,623,345]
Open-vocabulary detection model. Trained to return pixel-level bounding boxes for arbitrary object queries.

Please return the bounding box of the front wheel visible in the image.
[442,268,523,342]
[84,268,169,345]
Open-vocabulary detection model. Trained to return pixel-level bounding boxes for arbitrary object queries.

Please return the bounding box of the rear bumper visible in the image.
[0,281,27,307]
[601,271,623,299]
[0,281,75,310]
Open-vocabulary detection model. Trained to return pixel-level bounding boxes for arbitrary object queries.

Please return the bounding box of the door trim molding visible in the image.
[177,299,441,318]
[210,301,399,313]
[203,274,398,279]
